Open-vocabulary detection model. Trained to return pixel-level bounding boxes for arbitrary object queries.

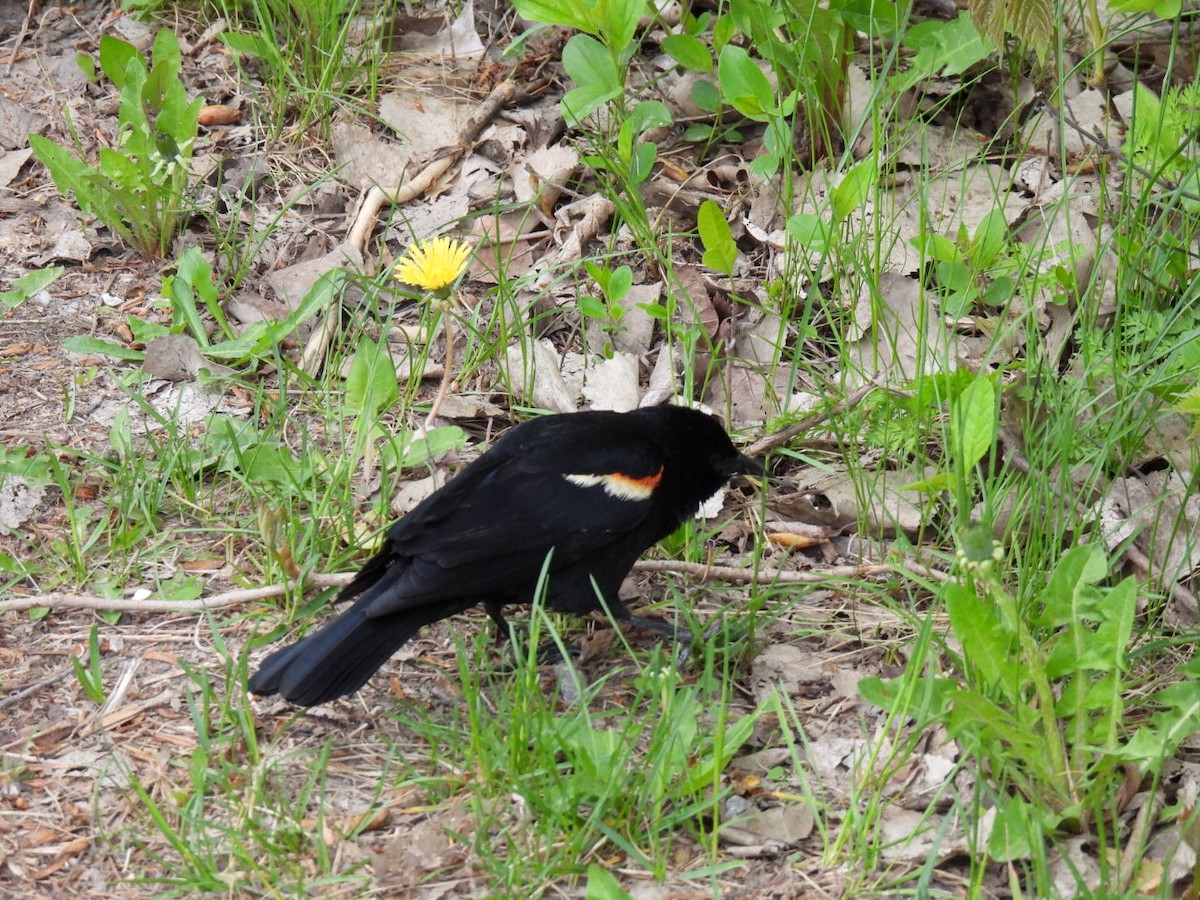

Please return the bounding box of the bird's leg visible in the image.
[484,601,510,645]
[621,614,680,640]
[607,598,719,667]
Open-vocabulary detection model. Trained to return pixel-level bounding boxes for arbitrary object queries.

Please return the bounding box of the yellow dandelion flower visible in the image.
[394,236,471,292]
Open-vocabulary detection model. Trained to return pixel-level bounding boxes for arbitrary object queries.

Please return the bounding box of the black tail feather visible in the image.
[248,598,473,707]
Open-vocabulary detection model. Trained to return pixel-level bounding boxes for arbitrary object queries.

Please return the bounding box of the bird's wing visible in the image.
[360,422,667,615]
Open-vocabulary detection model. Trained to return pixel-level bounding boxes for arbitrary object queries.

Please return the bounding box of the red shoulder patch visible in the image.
[564,465,664,500]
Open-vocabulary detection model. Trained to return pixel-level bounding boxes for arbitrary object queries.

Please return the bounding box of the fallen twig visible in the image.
[346,78,517,251]
[633,558,948,584]
[0,574,353,615]
[745,381,883,458]
[2,555,944,616]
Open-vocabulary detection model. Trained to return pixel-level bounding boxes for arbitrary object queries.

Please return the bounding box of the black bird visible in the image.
[248,405,763,706]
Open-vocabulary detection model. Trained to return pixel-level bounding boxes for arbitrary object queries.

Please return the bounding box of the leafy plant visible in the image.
[72,624,106,704]
[911,210,1020,317]
[63,254,341,371]
[30,29,203,259]
[513,0,643,125]
[1,266,65,310]
[864,541,1200,861]
[341,336,466,475]
[579,261,631,354]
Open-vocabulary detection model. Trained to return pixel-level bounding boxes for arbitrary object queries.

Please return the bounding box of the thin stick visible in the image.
[0,574,352,615]
[745,381,882,458]
[633,558,948,584]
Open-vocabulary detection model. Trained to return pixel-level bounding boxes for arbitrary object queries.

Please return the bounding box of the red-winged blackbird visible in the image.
[248,405,763,706]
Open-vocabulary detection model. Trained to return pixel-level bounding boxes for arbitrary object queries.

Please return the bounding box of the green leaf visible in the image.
[677,707,760,794]
[512,0,596,32]
[626,99,672,134]
[600,0,644,55]
[840,0,903,39]
[1035,544,1107,628]
[662,33,711,72]
[900,471,954,492]
[970,0,1053,61]
[98,34,139,88]
[0,265,65,309]
[560,34,623,125]
[606,265,633,302]
[894,14,994,94]
[62,335,145,360]
[579,295,607,318]
[585,864,633,900]
[630,141,657,184]
[697,201,737,275]
[786,213,832,252]
[381,426,468,471]
[952,375,995,472]
[945,583,1012,691]
[831,158,876,222]
[0,446,53,484]
[76,51,97,83]
[858,673,958,718]
[220,31,278,59]
[345,337,399,416]
[1109,0,1180,12]
[690,78,720,113]
[970,209,1010,268]
[717,45,773,121]
[913,230,962,265]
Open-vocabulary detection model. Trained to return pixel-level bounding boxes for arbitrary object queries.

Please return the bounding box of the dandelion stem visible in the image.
[425,312,455,428]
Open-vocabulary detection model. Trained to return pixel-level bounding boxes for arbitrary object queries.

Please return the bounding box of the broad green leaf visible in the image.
[717,45,773,121]
[900,471,954,492]
[626,99,672,134]
[0,266,65,309]
[62,335,145,360]
[1109,0,1180,13]
[98,34,139,88]
[384,426,468,470]
[970,0,1053,61]
[579,295,607,318]
[560,34,622,124]
[345,337,399,416]
[1035,544,1107,628]
[599,0,644,56]
[952,375,995,472]
[697,200,736,275]
[894,14,994,94]
[858,674,958,718]
[585,864,633,900]
[607,265,633,301]
[662,33,711,72]
[840,0,903,39]
[912,230,960,265]
[945,583,1011,691]
[970,209,1010,268]
[630,141,657,184]
[831,158,876,222]
[690,78,720,113]
[0,446,53,484]
[220,31,277,59]
[786,213,832,251]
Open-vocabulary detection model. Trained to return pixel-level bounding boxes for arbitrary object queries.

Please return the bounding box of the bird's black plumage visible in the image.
[248,405,762,706]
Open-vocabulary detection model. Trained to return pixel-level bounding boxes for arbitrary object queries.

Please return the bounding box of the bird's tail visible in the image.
[248,598,473,706]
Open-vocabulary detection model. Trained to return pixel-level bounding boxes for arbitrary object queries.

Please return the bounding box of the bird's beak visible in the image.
[722,452,767,485]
